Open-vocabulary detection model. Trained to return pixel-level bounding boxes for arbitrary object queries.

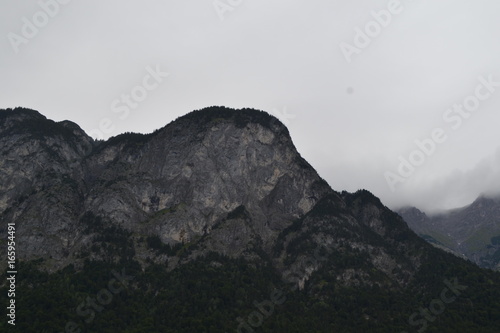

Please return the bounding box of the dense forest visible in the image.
[2,245,500,332]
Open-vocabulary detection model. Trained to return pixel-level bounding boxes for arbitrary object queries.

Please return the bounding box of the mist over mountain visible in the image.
[390,150,500,215]
[1,106,499,332]
[398,194,500,271]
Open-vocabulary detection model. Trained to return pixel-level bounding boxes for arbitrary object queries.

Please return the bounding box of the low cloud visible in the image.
[392,147,500,214]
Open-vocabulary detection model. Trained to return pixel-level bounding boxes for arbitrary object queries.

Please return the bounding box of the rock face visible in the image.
[4,106,500,332]
[398,196,500,271]
[0,109,93,268]
[0,107,439,287]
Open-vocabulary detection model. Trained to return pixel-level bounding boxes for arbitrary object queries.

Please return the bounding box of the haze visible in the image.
[1,0,499,214]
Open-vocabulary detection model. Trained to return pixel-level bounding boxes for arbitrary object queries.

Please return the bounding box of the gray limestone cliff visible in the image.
[1,107,430,288]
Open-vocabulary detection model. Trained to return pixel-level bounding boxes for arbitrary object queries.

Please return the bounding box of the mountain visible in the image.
[398,196,500,271]
[1,106,500,332]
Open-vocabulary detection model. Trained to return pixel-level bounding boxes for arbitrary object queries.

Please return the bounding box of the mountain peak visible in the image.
[472,193,500,206]
[0,107,91,144]
[0,107,46,133]
[399,193,500,270]
[3,106,500,331]
[0,106,45,120]
[169,106,289,135]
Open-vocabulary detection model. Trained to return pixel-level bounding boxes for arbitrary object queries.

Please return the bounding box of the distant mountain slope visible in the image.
[1,106,500,332]
[398,195,500,270]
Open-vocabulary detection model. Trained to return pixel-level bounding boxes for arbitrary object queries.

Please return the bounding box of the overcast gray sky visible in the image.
[1,0,499,214]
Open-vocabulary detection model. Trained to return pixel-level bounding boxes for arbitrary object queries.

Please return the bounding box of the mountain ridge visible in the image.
[398,194,500,270]
[1,106,500,332]
[0,106,328,270]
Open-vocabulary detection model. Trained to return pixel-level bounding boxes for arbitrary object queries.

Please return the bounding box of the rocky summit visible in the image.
[1,106,331,270]
[1,106,500,332]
